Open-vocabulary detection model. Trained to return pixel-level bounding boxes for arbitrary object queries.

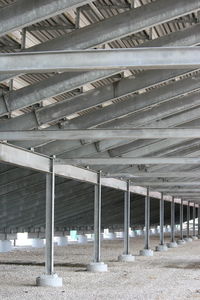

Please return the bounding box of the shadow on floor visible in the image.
[164,262,200,270]
[0,261,87,268]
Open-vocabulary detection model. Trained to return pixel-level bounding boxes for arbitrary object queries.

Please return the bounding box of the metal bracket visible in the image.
[34,109,41,128]
[2,91,11,116]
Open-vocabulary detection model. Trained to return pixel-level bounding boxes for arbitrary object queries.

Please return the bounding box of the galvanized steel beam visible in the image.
[0,0,90,37]
[1,48,200,74]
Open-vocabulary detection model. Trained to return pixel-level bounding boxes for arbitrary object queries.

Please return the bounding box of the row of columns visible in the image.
[36,164,200,287]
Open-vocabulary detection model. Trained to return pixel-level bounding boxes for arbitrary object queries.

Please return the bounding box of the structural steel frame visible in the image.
[0,48,200,73]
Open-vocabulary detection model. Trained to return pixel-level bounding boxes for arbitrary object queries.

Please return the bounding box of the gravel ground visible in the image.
[0,235,200,299]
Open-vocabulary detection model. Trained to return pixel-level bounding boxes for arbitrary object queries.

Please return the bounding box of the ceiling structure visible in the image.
[0,0,200,231]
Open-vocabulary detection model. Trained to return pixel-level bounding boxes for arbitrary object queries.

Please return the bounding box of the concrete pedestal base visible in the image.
[155,244,168,252]
[184,237,193,242]
[36,274,63,287]
[177,239,186,245]
[0,240,12,252]
[192,236,198,240]
[139,249,154,256]
[87,262,108,272]
[167,241,178,248]
[118,254,135,262]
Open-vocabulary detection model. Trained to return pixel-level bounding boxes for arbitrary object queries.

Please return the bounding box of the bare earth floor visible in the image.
[0,235,200,299]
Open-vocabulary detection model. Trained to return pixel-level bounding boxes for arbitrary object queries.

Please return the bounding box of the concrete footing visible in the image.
[118,254,135,262]
[36,274,63,287]
[155,244,168,252]
[177,239,186,245]
[167,241,178,248]
[184,237,193,243]
[139,249,154,256]
[87,262,108,272]
[0,240,12,252]
[192,236,198,240]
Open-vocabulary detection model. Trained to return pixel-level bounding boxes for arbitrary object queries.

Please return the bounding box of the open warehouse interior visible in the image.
[0,0,200,298]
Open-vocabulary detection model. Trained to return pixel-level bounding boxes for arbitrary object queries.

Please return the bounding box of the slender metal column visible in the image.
[144,187,150,249]
[94,170,102,263]
[171,197,175,242]
[87,171,107,271]
[45,158,55,275]
[187,201,190,238]
[193,203,196,237]
[180,199,183,240]
[123,180,130,255]
[159,192,164,245]
[198,204,200,237]
[118,180,135,261]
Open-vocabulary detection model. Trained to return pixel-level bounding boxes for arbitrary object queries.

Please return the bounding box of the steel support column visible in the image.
[192,204,198,239]
[177,199,186,245]
[156,192,168,251]
[184,201,193,242]
[167,197,178,248]
[180,200,183,240]
[145,188,150,250]
[94,171,102,263]
[87,171,107,272]
[187,202,190,238]
[36,158,62,286]
[45,160,55,275]
[171,197,175,243]
[124,180,130,255]
[159,192,164,246]
[140,188,153,256]
[198,204,200,237]
[118,180,135,261]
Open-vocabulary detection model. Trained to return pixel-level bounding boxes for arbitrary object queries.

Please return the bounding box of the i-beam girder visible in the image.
[56,157,200,165]
[2,128,200,141]
[1,0,196,82]
[0,23,199,128]
[1,48,200,73]
[0,0,91,37]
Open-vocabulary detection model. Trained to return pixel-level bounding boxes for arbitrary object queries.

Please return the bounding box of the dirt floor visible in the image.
[0,235,200,299]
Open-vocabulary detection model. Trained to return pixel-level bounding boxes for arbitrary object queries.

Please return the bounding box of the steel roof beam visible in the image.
[56,157,200,165]
[1,18,198,121]
[0,24,199,132]
[0,0,199,82]
[3,128,200,141]
[1,48,200,74]
[0,0,92,37]
[105,171,200,178]
[132,182,200,187]
[0,142,168,200]
[30,91,200,156]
